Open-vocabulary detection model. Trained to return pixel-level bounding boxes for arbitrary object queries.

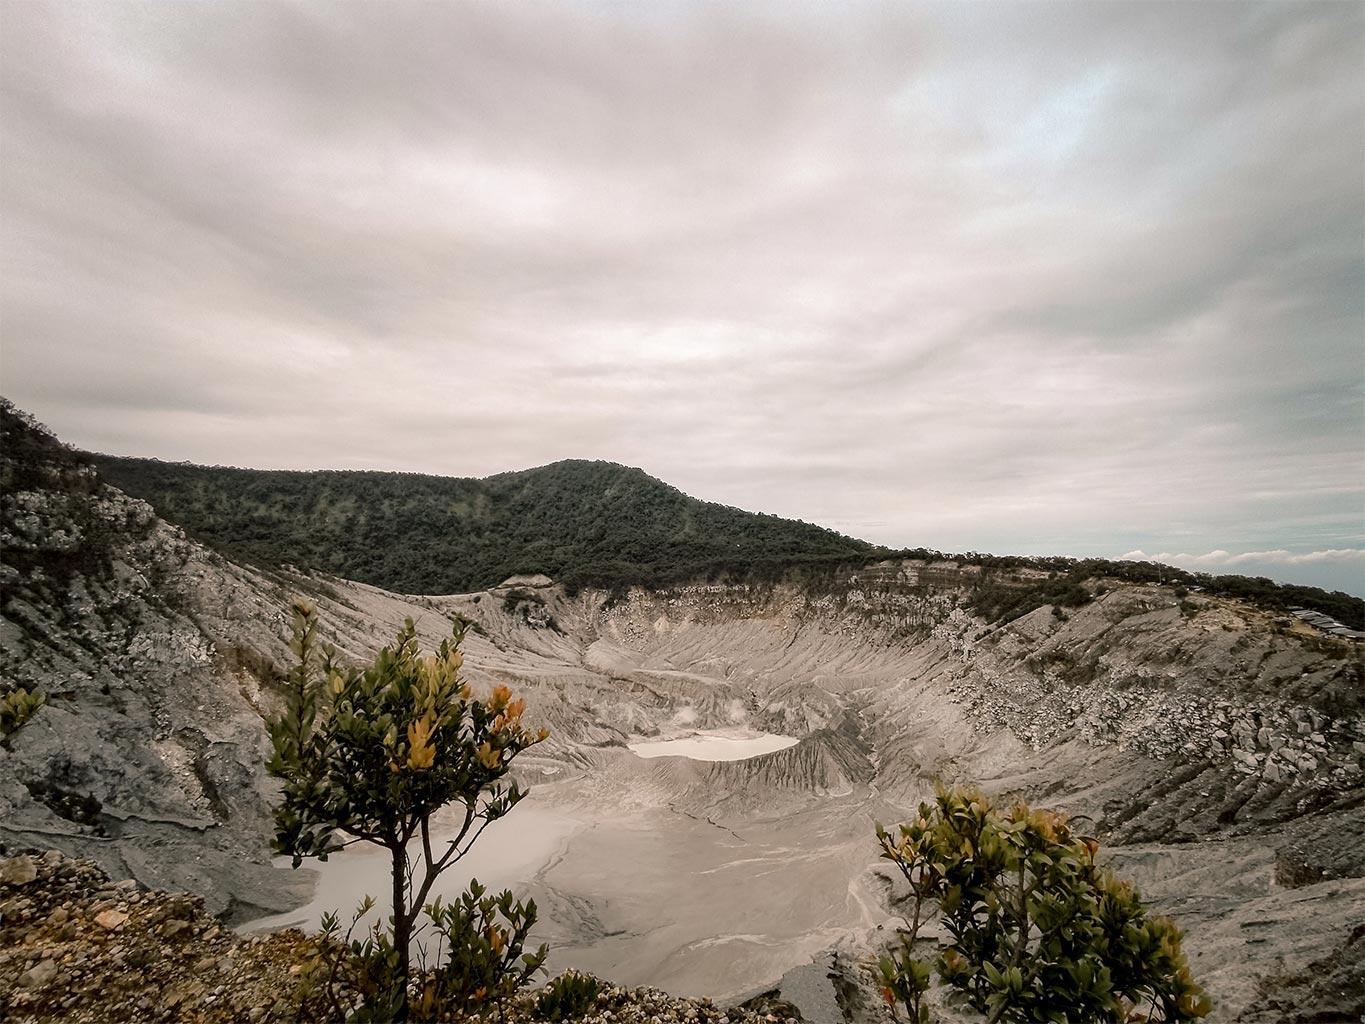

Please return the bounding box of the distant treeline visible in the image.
[90,455,874,597]
[884,547,1365,630]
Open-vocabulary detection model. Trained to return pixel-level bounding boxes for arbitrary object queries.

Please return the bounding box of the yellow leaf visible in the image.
[407,714,436,770]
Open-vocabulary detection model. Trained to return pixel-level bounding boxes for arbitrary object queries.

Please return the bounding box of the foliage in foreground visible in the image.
[267,600,548,1021]
[877,787,1211,1024]
[535,970,603,1021]
[0,685,44,741]
[296,883,546,1023]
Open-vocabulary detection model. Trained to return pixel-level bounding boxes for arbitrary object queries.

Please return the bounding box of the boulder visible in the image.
[18,959,59,990]
[0,856,38,886]
[94,909,129,931]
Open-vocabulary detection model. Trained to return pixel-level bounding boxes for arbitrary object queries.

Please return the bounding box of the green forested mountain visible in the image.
[4,396,1353,627]
[90,455,875,595]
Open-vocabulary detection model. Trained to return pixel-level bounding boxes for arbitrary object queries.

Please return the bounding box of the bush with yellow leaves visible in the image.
[876,787,1211,1024]
[1,684,44,742]
[267,599,548,1021]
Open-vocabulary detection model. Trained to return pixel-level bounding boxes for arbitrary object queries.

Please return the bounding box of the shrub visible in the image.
[969,576,1092,625]
[267,599,549,1020]
[296,898,404,1023]
[503,589,537,614]
[24,779,102,828]
[1,686,44,742]
[876,787,1210,1024]
[421,879,547,1016]
[536,970,602,1021]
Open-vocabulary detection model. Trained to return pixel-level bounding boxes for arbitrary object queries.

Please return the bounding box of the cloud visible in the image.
[1121,548,1365,568]
[1,1,1361,595]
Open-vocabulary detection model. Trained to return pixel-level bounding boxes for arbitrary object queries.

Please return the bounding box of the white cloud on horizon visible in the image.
[1120,548,1365,568]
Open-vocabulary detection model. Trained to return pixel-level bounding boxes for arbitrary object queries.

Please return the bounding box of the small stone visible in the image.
[1,856,38,886]
[128,947,155,968]
[161,920,192,940]
[164,896,197,922]
[18,959,59,989]
[95,909,129,931]
[48,907,69,926]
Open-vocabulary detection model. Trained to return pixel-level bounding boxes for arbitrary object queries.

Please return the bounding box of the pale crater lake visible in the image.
[627,730,799,761]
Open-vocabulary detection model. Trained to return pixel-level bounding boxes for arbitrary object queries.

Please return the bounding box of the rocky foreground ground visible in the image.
[0,850,818,1024]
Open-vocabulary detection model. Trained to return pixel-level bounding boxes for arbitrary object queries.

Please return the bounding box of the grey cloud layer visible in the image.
[2,1,1362,593]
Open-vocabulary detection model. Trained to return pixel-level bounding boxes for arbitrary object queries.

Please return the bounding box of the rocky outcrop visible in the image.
[0,848,307,1023]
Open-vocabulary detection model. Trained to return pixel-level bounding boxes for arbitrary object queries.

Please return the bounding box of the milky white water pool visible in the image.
[627,731,799,761]
[242,801,581,938]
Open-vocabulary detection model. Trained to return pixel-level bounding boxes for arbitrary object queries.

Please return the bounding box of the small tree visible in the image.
[267,599,548,1020]
[876,787,1211,1024]
[1,685,44,744]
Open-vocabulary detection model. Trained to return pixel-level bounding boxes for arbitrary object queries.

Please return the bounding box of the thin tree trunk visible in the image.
[392,843,411,1022]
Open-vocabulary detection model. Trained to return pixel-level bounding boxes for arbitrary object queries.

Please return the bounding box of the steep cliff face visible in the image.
[0,408,471,915]
[2,418,299,914]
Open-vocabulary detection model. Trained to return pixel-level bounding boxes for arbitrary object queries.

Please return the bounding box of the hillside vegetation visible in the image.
[88,441,1363,628]
[90,455,873,596]
[893,547,1365,630]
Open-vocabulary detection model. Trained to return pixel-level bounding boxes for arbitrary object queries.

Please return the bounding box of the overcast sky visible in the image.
[2,1,1362,595]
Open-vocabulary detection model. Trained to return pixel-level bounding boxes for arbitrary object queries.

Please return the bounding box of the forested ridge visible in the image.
[0,396,1346,628]
[90,454,874,595]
